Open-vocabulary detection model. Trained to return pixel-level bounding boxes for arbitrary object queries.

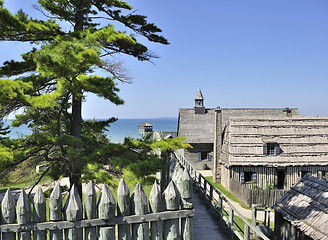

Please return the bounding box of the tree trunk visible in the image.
[70,93,83,197]
[69,0,87,198]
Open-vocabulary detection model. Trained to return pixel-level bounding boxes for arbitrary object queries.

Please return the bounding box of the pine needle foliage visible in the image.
[0,0,168,195]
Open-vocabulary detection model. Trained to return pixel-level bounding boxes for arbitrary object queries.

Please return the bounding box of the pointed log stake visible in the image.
[1,189,16,240]
[49,182,63,240]
[117,178,131,240]
[180,168,194,240]
[168,157,177,182]
[173,166,184,187]
[33,187,46,240]
[84,181,97,240]
[65,184,83,240]
[98,184,116,240]
[163,181,180,240]
[131,182,149,240]
[149,181,163,240]
[16,189,31,240]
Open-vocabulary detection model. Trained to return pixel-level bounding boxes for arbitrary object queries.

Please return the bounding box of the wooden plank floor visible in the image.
[193,188,231,240]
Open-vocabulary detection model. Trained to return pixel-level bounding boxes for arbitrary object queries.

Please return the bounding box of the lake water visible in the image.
[3,118,178,143]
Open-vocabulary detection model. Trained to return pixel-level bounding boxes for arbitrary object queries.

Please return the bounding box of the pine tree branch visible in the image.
[27,158,61,197]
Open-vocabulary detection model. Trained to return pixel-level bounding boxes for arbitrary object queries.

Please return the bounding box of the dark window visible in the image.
[301,171,310,178]
[198,152,208,161]
[241,171,257,183]
[264,143,280,156]
[277,170,285,189]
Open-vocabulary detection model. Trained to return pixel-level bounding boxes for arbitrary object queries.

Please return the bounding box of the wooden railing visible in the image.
[174,150,270,240]
[0,169,194,239]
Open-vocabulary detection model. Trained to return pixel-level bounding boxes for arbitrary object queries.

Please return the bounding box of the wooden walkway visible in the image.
[193,187,231,240]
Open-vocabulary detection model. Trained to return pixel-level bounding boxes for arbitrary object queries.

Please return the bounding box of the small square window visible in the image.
[264,143,280,156]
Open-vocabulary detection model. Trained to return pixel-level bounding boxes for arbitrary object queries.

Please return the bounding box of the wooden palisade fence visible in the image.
[0,166,194,239]
[173,150,270,240]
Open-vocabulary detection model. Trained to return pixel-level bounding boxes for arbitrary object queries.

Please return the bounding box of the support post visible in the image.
[244,224,250,240]
[213,109,222,183]
[229,208,234,240]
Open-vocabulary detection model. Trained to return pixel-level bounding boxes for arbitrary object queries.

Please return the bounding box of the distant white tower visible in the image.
[138,122,153,137]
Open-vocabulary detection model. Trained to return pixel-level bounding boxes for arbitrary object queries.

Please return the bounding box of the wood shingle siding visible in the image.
[221,117,328,167]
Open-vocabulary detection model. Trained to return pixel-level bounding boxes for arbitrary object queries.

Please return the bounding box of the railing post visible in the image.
[209,185,213,203]
[98,184,116,240]
[149,181,163,240]
[229,208,234,240]
[117,178,131,240]
[219,196,223,222]
[131,183,149,240]
[251,204,259,238]
[1,189,16,240]
[267,208,271,229]
[163,181,181,240]
[49,182,63,240]
[33,187,46,240]
[244,224,250,240]
[84,181,97,240]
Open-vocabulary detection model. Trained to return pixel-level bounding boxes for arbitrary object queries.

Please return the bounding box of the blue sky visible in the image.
[1,0,328,119]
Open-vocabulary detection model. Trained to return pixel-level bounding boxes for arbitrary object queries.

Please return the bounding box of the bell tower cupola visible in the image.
[194,88,205,114]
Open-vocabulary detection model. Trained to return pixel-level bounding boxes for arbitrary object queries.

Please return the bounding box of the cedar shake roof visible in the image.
[273,175,328,240]
[178,108,300,144]
[221,116,328,167]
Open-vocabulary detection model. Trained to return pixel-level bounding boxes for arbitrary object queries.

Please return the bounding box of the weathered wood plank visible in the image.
[49,181,63,240]
[64,184,83,240]
[131,182,149,240]
[163,181,180,240]
[149,181,163,240]
[1,188,16,240]
[0,210,195,233]
[84,181,97,240]
[16,189,31,240]
[98,184,116,240]
[117,178,131,240]
[33,187,46,240]
[180,168,194,240]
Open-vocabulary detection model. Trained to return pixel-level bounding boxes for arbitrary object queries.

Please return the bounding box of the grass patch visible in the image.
[205,177,251,210]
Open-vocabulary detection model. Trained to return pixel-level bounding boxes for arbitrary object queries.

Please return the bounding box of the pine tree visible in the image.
[0,0,168,195]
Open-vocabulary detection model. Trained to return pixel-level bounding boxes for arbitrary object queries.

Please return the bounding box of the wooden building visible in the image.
[220,117,328,193]
[177,88,299,170]
[273,175,328,240]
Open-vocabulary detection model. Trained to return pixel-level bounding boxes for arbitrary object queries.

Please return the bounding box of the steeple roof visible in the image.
[195,88,204,100]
